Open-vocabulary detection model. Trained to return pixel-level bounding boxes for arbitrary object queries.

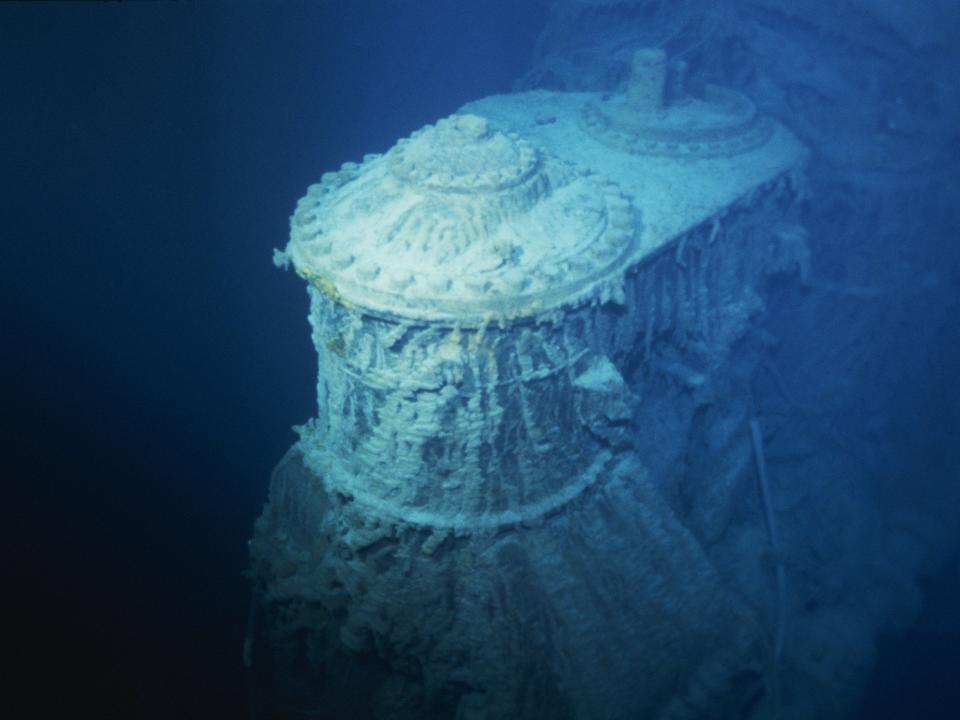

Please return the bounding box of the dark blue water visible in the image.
[2,2,956,718]
[1,3,544,717]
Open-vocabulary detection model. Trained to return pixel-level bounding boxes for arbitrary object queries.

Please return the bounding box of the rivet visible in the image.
[331,253,355,270]
[569,257,593,274]
[504,274,529,292]
[295,210,316,227]
[355,265,380,282]
[426,276,451,293]
[607,196,631,213]
[388,272,414,291]
[537,265,563,283]
[464,277,491,294]
[610,210,633,231]
[608,224,631,243]
[592,242,616,260]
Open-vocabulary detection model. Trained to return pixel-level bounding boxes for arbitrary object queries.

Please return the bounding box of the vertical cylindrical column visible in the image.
[281,114,641,532]
[627,48,668,113]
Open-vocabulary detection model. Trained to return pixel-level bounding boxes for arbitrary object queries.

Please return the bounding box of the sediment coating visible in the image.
[255,82,811,718]
[278,113,644,532]
[283,113,639,325]
[580,48,774,158]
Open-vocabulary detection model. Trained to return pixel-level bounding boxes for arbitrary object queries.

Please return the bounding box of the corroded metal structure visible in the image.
[250,56,809,719]
[280,113,640,533]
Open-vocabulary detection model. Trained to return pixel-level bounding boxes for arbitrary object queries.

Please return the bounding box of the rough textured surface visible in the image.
[252,448,765,720]
[251,82,809,718]
[278,113,638,325]
[582,84,773,158]
[461,91,805,252]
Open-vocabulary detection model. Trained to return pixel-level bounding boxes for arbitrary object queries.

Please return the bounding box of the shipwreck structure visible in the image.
[249,51,809,719]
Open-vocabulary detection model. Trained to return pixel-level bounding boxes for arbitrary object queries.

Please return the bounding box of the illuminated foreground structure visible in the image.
[249,53,812,719]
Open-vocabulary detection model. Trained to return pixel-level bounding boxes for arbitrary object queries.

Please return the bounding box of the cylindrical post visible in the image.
[627,48,667,113]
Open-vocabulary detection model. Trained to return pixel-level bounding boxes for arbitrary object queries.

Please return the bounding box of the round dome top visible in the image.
[581,85,773,158]
[580,49,772,158]
[390,113,539,193]
[284,114,639,324]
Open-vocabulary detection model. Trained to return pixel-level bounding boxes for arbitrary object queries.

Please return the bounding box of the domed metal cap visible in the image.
[283,113,640,324]
[581,49,773,158]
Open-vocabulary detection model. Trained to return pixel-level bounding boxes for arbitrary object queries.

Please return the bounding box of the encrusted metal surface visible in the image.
[283,113,640,324]
[256,76,812,719]
[581,84,774,158]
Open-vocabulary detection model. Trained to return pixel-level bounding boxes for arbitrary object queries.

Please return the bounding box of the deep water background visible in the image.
[1,2,546,717]
[1,1,957,719]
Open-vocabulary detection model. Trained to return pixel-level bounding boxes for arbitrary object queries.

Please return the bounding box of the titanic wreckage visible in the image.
[248,50,817,719]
